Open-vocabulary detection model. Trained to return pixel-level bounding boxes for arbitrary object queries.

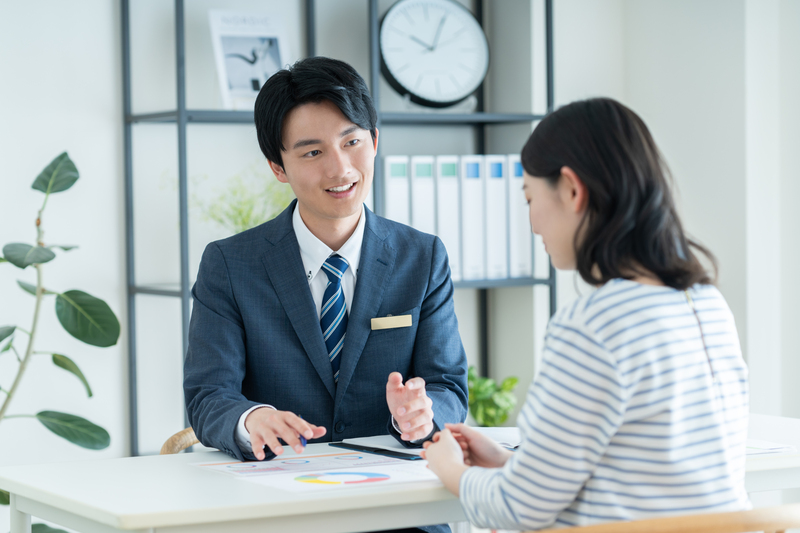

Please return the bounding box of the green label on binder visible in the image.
[416,163,433,177]
[441,163,457,177]
[390,163,407,177]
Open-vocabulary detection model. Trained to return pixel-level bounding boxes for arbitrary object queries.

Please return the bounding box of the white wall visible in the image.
[779,0,800,420]
[0,0,126,528]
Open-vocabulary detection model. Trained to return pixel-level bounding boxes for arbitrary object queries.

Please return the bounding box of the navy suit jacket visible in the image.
[184,200,469,463]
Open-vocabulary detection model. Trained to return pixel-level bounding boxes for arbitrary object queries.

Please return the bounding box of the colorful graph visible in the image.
[280,459,310,464]
[295,472,390,485]
[334,455,362,460]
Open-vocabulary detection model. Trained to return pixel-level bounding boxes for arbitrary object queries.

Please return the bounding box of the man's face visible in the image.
[269,100,378,230]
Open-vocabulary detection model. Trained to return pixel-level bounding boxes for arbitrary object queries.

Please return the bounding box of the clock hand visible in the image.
[431,15,447,50]
[434,27,465,50]
[408,34,434,51]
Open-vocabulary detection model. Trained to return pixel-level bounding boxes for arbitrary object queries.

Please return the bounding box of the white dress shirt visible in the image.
[234,203,365,451]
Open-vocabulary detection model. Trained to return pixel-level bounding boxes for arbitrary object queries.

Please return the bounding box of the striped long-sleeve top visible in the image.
[459,279,750,530]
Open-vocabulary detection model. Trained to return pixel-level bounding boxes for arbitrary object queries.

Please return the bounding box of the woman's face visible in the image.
[523,169,586,271]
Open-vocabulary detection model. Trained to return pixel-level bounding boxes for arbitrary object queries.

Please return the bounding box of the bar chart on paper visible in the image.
[195,451,440,492]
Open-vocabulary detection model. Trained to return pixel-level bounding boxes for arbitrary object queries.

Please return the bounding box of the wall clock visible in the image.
[379,0,490,108]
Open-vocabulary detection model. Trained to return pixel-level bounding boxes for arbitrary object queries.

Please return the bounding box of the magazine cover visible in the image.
[209,10,290,110]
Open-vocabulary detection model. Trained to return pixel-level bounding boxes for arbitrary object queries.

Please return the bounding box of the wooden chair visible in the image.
[534,503,800,533]
[160,427,200,454]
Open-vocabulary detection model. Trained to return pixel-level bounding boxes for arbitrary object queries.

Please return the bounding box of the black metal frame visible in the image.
[121,0,555,456]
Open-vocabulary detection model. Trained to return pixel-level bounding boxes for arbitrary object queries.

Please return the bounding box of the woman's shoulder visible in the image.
[551,279,728,339]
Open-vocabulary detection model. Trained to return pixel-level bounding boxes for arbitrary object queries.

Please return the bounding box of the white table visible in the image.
[2,413,799,533]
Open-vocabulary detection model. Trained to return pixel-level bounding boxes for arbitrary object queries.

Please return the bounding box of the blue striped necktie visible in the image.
[320,254,349,384]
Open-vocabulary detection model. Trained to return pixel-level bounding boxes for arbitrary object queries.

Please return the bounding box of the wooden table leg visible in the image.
[10,494,31,533]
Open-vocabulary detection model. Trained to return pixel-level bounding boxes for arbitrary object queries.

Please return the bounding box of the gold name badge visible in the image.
[370,314,412,331]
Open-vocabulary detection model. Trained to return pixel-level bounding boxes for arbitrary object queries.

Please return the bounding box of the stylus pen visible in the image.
[298,415,307,447]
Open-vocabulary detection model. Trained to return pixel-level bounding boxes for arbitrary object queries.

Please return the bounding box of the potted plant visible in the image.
[0,152,119,515]
[467,365,519,427]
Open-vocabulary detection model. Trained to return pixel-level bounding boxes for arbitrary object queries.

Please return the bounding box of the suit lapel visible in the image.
[335,210,396,406]
[260,202,335,399]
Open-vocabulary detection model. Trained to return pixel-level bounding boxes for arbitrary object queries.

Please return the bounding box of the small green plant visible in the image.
[468,365,519,427]
[193,165,294,235]
[0,152,119,508]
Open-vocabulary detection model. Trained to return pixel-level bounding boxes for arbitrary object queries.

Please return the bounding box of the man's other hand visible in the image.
[244,408,326,460]
[386,371,434,441]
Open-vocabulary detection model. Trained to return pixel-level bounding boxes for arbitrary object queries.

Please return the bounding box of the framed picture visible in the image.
[209,10,290,110]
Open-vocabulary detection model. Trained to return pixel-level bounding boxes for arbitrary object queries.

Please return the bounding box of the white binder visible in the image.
[460,155,485,280]
[435,155,461,282]
[484,155,509,279]
[383,156,410,226]
[507,154,532,277]
[410,156,436,235]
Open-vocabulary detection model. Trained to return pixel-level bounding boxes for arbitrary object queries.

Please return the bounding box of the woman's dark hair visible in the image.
[254,56,378,169]
[521,97,716,290]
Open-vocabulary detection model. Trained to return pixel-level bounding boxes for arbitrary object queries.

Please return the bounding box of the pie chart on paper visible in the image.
[295,472,390,485]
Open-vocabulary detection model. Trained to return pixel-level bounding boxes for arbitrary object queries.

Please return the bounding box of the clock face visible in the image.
[380,0,490,108]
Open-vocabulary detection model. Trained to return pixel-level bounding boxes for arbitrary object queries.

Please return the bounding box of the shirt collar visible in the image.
[292,203,365,282]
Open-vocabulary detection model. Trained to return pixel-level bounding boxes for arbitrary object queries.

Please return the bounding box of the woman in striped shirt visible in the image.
[422,98,750,530]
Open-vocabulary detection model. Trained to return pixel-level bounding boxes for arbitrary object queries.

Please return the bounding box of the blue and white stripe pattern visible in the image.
[320,254,349,384]
[460,279,750,530]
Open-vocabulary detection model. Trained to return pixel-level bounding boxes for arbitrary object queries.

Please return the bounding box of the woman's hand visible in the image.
[421,429,469,496]
[445,423,513,468]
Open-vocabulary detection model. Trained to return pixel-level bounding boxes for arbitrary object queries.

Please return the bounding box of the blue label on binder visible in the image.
[466,162,480,178]
[514,161,523,177]
[490,162,503,178]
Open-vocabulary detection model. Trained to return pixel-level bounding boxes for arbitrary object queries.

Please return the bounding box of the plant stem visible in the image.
[11,345,22,363]
[14,328,31,336]
[0,208,46,425]
[2,414,35,419]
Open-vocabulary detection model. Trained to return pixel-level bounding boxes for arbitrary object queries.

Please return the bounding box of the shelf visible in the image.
[127,110,544,126]
[131,284,182,297]
[454,277,552,290]
[131,278,550,295]
[380,112,544,125]
[128,110,253,124]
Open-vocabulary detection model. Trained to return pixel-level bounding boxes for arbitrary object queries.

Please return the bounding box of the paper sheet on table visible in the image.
[194,451,439,492]
[341,427,522,457]
[746,438,797,456]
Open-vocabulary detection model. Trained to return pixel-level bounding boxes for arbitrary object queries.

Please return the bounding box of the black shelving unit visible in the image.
[121,0,555,456]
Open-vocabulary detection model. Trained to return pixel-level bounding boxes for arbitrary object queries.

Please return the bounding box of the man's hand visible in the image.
[386,372,434,441]
[245,407,326,460]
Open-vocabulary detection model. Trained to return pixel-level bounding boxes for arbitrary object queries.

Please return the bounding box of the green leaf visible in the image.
[2,243,56,269]
[1,338,13,353]
[55,290,120,347]
[35,411,110,450]
[500,376,519,392]
[32,524,70,533]
[18,280,37,295]
[31,152,79,194]
[0,256,7,263]
[48,245,77,252]
[18,280,54,296]
[0,489,8,505]
[52,354,93,397]
[0,326,15,344]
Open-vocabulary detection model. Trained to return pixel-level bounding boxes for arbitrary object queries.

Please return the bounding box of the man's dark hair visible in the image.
[521,97,717,290]
[254,56,378,168]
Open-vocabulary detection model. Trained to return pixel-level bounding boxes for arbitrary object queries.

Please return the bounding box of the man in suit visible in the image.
[184,56,468,476]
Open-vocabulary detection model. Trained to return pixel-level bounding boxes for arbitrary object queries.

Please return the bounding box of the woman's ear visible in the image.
[560,166,588,214]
